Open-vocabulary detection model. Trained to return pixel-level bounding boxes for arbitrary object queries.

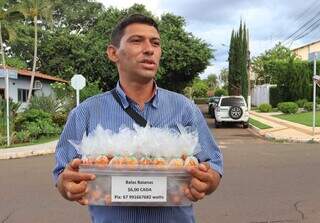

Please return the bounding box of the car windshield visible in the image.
[220,97,245,106]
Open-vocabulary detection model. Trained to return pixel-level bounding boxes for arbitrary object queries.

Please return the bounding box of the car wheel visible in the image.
[243,122,249,128]
[229,106,243,120]
[210,110,215,118]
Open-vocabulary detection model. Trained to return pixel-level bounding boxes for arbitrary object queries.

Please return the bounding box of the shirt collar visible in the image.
[115,81,159,109]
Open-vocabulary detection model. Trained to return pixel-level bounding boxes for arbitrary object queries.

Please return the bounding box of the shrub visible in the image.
[50,82,73,101]
[277,102,298,114]
[295,99,308,108]
[80,81,103,102]
[26,122,43,139]
[303,102,313,112]
[52,112,68,127]
[0,135,6,146]
[25,120,60,139]
[258,103,272,112]
[194,98,208,104]
[14,109,52,131]
[12,130,31,144]
[0,97,21,117]
[29,95,61,114]
[14,109,61,140]
[50,82,75,113]
[269,87,282,108]
[214,88,227,97]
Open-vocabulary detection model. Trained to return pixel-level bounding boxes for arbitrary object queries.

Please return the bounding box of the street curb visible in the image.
[250,111,320,136]
[0,140,57,160]
[249,124,320,144]
[249,123,264,135]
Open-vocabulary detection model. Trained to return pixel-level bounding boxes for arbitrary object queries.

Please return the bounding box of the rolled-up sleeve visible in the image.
[52,106,88,184]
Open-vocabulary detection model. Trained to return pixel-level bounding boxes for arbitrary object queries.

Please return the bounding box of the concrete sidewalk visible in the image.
[0,140,58,160]
[250,111,320,143]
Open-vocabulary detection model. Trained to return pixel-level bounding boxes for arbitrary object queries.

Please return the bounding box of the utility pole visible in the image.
[0,27,10,146]
[247,50,251,111]
[312,53,317,138]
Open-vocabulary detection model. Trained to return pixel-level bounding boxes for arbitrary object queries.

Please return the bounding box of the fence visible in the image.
[251,84,276,106]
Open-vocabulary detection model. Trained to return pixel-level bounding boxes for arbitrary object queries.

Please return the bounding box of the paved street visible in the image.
[0,106,319,222]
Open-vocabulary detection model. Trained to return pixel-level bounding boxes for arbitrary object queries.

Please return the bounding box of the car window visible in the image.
[209,97,220,103]
[213,98,220,104]
[220,97,245,106]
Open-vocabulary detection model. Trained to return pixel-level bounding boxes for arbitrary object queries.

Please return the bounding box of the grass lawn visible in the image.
[273,111,320,127]
[0,136,59,149]
[249,118,272,129]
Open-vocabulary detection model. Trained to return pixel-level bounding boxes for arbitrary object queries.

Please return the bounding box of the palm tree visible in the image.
[0,0,19,72]
[15,0,53,103]
[206,74,218,89]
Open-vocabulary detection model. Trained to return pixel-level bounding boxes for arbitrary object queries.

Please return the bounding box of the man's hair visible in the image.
[111,14,159,47]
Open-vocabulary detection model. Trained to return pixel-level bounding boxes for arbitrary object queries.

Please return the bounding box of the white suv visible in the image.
[214,96,249,128]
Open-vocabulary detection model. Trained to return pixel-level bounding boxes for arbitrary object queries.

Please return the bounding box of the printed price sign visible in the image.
[111,176,167,202]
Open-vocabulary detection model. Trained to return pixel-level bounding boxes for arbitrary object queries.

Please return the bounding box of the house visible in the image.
[0,66,68,105]
[292,39,320,61]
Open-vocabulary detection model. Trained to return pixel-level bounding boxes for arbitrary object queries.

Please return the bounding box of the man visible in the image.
[53,14,223,223]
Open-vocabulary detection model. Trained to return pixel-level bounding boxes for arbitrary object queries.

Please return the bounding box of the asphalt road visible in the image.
[0,105,319,223]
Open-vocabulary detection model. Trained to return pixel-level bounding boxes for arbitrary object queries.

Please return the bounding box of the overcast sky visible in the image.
[97,0,320,78]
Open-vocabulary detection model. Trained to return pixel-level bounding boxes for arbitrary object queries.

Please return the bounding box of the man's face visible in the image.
[108,23,161,83]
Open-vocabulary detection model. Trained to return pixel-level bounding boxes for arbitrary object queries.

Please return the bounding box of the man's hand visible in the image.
[57,158,96,205]
[184,162,221,202]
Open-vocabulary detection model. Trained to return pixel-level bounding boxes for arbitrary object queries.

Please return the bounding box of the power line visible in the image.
[292,16,320,41]
[294,0,319,24]
[283,9,320,44]
[276,0,319,41]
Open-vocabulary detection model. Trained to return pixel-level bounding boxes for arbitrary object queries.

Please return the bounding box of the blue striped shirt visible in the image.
[53,82,223,223]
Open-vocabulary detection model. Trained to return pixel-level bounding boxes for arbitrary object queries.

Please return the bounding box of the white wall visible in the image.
[0,76,57,102]
[251,84,276,106]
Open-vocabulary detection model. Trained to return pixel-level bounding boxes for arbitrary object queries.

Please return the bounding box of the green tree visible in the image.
[251,43,297,84]
[15,0,53,102]
[251,43,314,102]
[80,81,102,102]
[157,12,213,92]
[0,0,19,69]
[206,74,218,89]
[214,88,227,96]
[183,86,193,99]
[219,67,228,87]
[52,0,105,33]
[6,56,27,69]
[10,3,213,93]
[228,30,240,95]
[190,77,208,98]
[228,21,249,99]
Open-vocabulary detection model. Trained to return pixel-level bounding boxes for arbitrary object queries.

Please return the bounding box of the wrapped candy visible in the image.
[76,124,200,207]
[153,157,167,166]
[109,156,121,166]
[168,158,184,168]
[71,124,200,168]
[139,157,153,166]
[184,156,199,167]
[95,155,109,167]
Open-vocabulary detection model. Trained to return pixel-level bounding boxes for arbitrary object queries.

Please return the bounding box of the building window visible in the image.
[18,89,29,102]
